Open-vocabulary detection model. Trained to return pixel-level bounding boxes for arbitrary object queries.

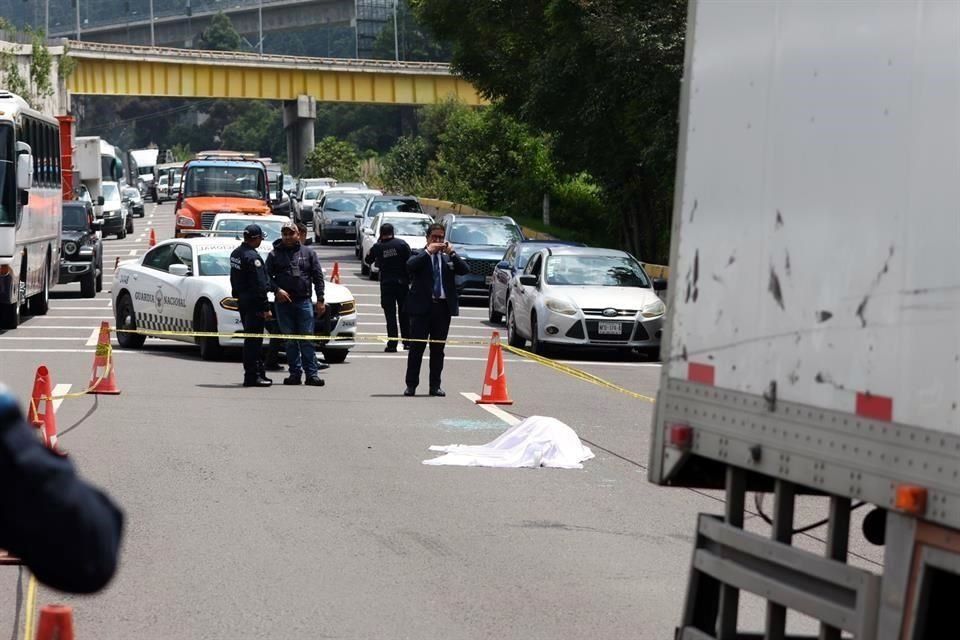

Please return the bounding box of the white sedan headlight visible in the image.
[641,299,666,318]
[545,297,578,316]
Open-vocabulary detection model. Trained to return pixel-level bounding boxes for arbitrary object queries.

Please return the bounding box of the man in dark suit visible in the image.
[404,222,470,397]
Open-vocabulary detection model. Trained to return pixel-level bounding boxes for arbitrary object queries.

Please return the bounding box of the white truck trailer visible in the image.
[650,2,959,638]
[74,136,121,212]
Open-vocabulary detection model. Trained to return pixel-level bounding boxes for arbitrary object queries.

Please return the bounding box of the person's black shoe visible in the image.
[243,377,272,388]
[429,387,446,397]
[305,376,325,387]
[283,375,302,386]
[257,373,273,384]
[384,345,398,353]
[403,386,416,397]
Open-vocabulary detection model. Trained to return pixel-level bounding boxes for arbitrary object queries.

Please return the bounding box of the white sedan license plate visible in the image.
[598,321,622,335]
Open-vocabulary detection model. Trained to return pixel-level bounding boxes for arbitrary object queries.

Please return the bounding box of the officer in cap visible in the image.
[364,222,411,352]
[230,224,273,387]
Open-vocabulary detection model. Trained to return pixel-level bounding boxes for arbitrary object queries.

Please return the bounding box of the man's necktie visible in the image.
[432,254,442,298]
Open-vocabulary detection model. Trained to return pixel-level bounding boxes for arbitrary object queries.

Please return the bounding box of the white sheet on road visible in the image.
[423,416,595,469]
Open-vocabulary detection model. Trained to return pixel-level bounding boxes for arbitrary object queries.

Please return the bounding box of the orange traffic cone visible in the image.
[330,261,341,284]
[35,605,75,640]
[476,331,513,405]
[88,321,121,395]
[148,227,157,246]
[27,366,60,450]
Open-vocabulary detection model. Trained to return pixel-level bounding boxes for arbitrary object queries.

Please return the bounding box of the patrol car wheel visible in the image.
[529,313,550,357]
[116,294,146,348]
[195,302,223,361]
[321,348,348,364]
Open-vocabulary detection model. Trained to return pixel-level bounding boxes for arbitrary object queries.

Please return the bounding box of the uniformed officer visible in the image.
[230,224,273,387]
[364,222,412,352]
[0,385,123,593]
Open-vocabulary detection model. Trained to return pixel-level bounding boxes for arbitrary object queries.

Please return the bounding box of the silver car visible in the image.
[506,246,666,357]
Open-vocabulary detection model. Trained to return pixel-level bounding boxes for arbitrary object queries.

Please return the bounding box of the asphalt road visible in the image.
[0,202,883,639]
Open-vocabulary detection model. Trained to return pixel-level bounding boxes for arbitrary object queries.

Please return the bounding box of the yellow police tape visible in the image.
[110,327,655,403]
[22,573,37,640]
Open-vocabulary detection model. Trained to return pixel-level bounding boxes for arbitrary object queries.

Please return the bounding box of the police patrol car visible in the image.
[111,237,357,362]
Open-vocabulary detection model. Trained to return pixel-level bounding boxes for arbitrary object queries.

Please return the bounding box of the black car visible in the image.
[58,201,103,298]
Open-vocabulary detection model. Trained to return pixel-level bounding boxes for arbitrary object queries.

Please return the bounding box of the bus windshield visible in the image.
[184,166,266,200]
[0,124,15,224]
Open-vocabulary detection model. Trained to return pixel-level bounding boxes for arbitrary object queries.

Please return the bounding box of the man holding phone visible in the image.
[403,223,470,396]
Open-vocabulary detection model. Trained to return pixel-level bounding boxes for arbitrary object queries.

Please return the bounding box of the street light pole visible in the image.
[149,0,155,46]
[75,0,81,41]
[258,0,263,55]
[393,0,399,61]
[45,0,49,37]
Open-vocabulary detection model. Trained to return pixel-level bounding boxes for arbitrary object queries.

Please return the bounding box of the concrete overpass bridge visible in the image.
[3,39,484,174]
[44,0,354,48]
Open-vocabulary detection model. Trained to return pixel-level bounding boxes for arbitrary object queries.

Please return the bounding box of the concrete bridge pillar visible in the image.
[283,95,317,177]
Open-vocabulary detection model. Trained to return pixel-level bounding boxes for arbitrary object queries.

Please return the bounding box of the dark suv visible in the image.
[440,214,525,298]
[58,201,103,298]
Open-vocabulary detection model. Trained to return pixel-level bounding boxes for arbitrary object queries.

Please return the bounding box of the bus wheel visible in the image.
[27,259,50,315]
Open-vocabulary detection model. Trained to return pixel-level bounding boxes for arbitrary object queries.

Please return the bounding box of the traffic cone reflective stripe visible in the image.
[88,321,121,395]
[28,366,61,451]
[35,604,75,640]
[148,228,157,246]
[331,261,341,284]
[476,331,513,405]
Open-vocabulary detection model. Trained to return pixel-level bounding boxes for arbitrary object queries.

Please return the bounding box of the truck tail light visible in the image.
[894,484,927,515]
[669,423,693,449]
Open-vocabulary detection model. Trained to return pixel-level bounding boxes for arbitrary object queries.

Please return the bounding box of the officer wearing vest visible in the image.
[364,222,411,352]
[230,224,273,387]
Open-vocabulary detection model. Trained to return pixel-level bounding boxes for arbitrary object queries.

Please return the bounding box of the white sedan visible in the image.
[506,246,666,358]
[359,212,433,279]
[210,213,290,244]
[112,237,357,363]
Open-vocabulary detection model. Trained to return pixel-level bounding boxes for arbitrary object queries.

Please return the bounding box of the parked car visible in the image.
[314,191,378,244]
[439,214,524,298]
[58,201,103,298]
[505,246,667,357]
[355,195,422,256]
[112,237,357,363]
[360,212,433,278]
[122,186,145,217]
[488,239,587,323]
[297,186,324,225]
[100,181,133,239]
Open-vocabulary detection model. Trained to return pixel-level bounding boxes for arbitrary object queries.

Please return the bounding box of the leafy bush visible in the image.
[303,136,361,181]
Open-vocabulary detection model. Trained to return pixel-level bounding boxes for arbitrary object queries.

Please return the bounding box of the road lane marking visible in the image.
[460,392,521,426]
[85,328,101,346]
[128,250,137,256]
[17,325,102,330]
[51,383,71,413]
[0,337,86,341]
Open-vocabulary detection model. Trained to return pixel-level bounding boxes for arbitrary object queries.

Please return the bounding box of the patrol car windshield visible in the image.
[197,250,234,277]
[448,220,522,246]
[544,255,651,288]
[0,124,13,224]
[62,204,90,230]
[183,166,266,200]
[212,219,283,242]
[384,217,431,236]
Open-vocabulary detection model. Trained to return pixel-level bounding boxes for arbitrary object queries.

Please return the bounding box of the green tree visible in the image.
[413,0,685,263]
[381,135,429,192]
[197,12,245,52]
[303,137,361,181]
[220,102,285,158]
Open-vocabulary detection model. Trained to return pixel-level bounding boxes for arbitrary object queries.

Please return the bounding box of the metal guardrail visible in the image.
[63,39,455,75]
